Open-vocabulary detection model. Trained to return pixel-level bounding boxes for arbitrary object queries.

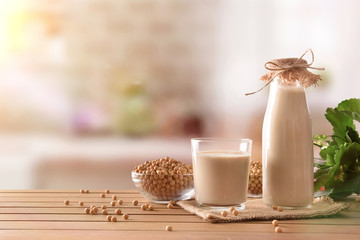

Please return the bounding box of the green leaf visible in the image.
[345,126,360,143]
[325,108,355,144]
[313,135,329,148]
[338,142,360,168]
[314,98,360,198]
[329,145,346,178]
[337,98,360,122]
[314,166,330,179]
[329,189,355,199]
[329,174,360,199]
[314,173,331,192]
[319,145,337,166]
[318,142,360,198]
[342,111,360,123]
[329,143,360,178]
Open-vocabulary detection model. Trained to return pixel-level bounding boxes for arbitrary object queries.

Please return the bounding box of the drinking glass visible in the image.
[191,138,252,210]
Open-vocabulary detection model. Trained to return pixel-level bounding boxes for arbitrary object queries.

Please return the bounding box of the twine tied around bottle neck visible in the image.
[245,49,325,96]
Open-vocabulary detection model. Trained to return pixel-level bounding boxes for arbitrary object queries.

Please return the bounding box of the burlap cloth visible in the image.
[177,196,348,223]
[245,49,325,95]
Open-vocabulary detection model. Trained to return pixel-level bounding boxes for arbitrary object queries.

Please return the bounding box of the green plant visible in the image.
[313,98,360,199]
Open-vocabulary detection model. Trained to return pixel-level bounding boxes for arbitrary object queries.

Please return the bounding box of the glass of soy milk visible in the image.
[191,138,252,210]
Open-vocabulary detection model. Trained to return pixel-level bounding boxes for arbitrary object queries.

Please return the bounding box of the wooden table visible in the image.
[0,190,359,239]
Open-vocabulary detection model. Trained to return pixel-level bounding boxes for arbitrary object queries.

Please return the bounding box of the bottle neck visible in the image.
[270,77,305,90]
[267,76,308,108]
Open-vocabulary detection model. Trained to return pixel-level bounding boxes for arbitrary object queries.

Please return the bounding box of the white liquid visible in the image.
[193,151,250,206]
[263,81,314,207]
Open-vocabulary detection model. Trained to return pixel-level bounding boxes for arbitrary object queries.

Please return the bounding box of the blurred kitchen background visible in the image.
[0,0,359,189]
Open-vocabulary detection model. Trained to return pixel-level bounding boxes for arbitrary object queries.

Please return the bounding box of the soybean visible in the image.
[133,157,193,200]
[248,161,263,195]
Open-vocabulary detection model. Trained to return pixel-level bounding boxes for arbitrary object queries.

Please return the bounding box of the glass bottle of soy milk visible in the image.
[258,51,324,208]
[263,77,313,208]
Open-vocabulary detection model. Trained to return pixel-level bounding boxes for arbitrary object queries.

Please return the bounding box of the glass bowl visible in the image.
[131,171,194,204]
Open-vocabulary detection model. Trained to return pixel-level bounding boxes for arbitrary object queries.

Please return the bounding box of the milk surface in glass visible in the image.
[194,151,250,206]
